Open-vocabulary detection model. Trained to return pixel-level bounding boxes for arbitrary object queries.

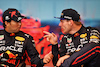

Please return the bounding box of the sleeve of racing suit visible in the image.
[52,37,67,66]
[52,44,59,66]
[61,28,100,67]
[61,42,100,67]
[26,36,44,67]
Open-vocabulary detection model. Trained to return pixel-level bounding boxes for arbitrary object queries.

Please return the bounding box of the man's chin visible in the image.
[61,30,65,34]
[14,30,20,33]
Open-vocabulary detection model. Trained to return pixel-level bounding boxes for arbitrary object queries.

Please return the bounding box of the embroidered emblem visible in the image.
[67,37,72,43]
[90,35,99,39]
[80,33,87,38]
[0,35,4,40]
[5,50,18,59]
[10,33,15,36]
[74,33,79,37]
[15,36,25,41]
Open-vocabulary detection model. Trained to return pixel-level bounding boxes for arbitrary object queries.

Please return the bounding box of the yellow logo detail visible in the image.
[5,50,18,59]
[90,35,99,39]
[15,36,25,41]
[80,33,87,38]
[5,50,11,54]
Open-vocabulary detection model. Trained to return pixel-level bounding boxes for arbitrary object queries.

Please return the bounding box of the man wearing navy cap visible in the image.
[0,8,52,67]
[44,8,100,67]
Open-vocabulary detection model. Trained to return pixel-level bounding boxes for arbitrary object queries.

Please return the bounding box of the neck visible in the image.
[69,24,82,34]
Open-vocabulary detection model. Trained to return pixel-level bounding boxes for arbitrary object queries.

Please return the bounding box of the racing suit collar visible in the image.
[66,25,86,37]
[73,25,86,37]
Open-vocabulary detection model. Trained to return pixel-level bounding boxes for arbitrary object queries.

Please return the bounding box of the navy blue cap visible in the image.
[54,8,80,21]
[2,8,26,22]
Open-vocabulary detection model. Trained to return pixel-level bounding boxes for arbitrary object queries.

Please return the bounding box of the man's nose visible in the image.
[59,22,61,26]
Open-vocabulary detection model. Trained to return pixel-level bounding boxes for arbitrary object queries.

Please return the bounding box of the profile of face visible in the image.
[59,19,72,34]
[5,20,21,33]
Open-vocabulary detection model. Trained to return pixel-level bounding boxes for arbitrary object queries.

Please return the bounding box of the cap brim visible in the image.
[54,17,65,20]
[15,16,27,22]
[21,16,27,19]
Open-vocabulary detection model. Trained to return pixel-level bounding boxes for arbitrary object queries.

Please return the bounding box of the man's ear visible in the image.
[69,20,73,25]
[4,21,10,27]
[5,21,9,26]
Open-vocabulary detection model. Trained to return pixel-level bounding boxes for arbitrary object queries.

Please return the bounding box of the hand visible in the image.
[56,55,70,66]
[43,31,58,45]
[43,51,54,63]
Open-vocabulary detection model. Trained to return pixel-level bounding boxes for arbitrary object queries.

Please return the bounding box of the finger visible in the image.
[50,55,53,59]
[43,31,51,35]
[49,51,52,54]
[45,58,50,63]
[43,35,50,38]
[44,55,51,60]
[47,57,52,61]
[56,60,62,66]
[44,59,49,63]
[47,54,53,60]
[46,37,50,41]
[49,54,54,59]
[52,32,56,36]
[45,51,53,59]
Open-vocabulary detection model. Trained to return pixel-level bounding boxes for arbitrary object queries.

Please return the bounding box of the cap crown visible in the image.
[60,9,80,21]
[2,8,24,22]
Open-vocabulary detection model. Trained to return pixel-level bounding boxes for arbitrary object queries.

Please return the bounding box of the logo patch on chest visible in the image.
[15,36,25,41]
[0,35,4,40]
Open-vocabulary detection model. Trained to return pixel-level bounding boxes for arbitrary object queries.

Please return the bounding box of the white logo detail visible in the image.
[87,29,89,31]
[91,30,100,34]
[0,40,5,44]
[17,17,22,21]
[0,46,23,52]
[67,44,83,53]
[89,39,99,43]
[64,16,72,19]
[64,36,68,38]
[32,40,34,42]
[5,16,10,20]
[25,34,29,38]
